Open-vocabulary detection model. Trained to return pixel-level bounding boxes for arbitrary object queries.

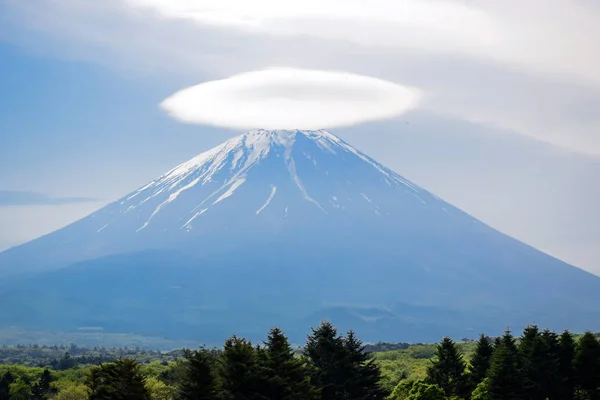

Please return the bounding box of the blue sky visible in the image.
[1,0,599,274]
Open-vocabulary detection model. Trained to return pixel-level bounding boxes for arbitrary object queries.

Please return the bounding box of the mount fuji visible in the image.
[1,129,599,343]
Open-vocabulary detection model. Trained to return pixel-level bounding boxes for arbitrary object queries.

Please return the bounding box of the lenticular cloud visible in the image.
[160,68,420,130]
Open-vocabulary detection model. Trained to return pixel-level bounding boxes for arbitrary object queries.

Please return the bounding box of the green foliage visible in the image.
[573,331,600,399]
[304,322,347,400]
[342,330,388,399]
[145,376,175,400]
[31,369,54,399]
[405,380,445,400]
[467,334,493,391]
[86,359,151,400]
[53,383,89,400]
[305,322,387,400]
[262,327,318,400]
[470,378,490,400]
[389,380,415,400]
[426,337,466,397]
[220,336,268,400]
[9,378,32,400]
[178,348,218,400]
[557,330,576,400]
[0,370,15,400]
[1,325,600,400]
[487,330,523,400]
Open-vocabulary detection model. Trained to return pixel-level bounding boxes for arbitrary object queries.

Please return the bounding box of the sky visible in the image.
[0,0,599,274]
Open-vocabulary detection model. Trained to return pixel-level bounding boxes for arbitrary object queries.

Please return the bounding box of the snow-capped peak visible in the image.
[93,128,449,235]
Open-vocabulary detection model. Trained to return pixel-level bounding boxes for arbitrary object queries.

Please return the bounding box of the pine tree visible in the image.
[557,330,576,400]
[178,348,219,400]
[426,337,466,398]
[342,330,387,400]
[304,321,347,400]
[220,335,269,400]
[487,329,523,400]
[261,327,318,400]
[468,334,494,391]
[573,331,600,400]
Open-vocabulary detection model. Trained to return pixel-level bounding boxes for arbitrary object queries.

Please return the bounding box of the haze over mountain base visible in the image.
[1,129,599,343]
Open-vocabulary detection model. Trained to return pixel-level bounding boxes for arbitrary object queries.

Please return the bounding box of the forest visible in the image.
[1,322,600,399]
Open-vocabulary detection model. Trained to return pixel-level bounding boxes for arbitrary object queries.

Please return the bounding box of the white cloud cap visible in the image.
[160,68,421,130]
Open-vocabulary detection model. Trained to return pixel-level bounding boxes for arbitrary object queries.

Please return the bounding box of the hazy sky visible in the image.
[0,0,599,274]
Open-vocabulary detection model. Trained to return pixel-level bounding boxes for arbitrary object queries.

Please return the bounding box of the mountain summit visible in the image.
[1,129,599,343]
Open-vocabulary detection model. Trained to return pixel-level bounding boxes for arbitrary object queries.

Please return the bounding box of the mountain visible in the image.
[0,129,599,344]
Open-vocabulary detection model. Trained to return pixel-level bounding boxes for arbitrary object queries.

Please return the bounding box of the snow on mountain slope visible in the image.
[95,129,451,235]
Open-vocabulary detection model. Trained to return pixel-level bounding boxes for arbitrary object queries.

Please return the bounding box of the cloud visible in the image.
[3,0,600,153]
[0,191,97,207]
[160,68,420,130]
[124,0,600,84]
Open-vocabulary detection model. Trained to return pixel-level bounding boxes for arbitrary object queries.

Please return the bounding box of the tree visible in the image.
[518,325,547,400]
[468,334,494,391]
[305,322,386,400]
[487,329,523,400]
[573,331,600,399]
[538,329,561,400]
[31,369,54,400]
[86,359,151,400]
[261,327,318,400]
[177,348,219,400]
[304,322,347,400]
[220,335,269,400]
[557,330,576,400]
[426,337,466,398]
[342,330,387,400]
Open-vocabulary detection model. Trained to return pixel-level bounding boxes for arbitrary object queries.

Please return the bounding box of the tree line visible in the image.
[394,326,600,400]
[1,323,600,399]
[0,322,385,400]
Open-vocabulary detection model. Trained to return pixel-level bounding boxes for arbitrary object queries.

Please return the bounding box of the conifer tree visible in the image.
[573,331,600,399]
[304,322,347,400]
[487,329,523,400]
[86,359,150,400]
[557,330,576,400]
[538,329,561,400]
[116,359,151,400]
[342,330,387,400]
[426,337,466,398]
[518,325,546,400]
[261,327,318,400]
[31,368,54,400]
[178,348,219,400]
[468,334,494,391]
[220,335,269,400]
